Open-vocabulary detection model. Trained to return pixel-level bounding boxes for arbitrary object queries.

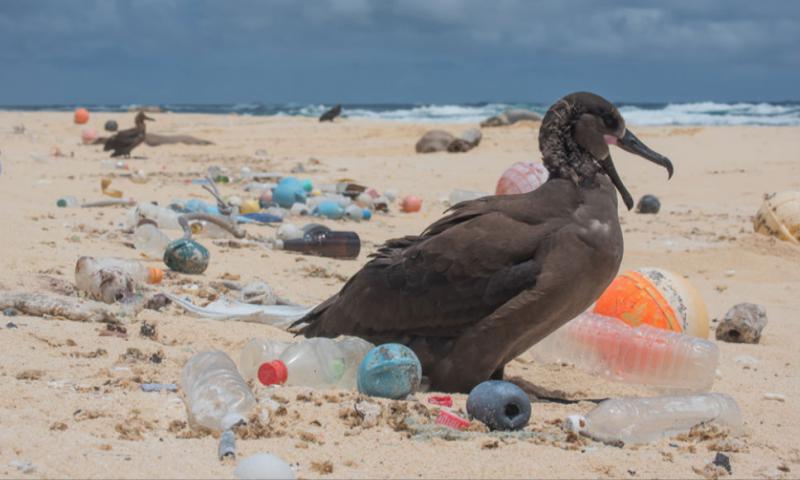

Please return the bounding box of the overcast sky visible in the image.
[1,0,798,105]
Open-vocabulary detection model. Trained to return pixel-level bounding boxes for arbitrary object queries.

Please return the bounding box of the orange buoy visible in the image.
[74,108,90,124]
[593,268,709,338]
[495,162,549,195]
[400,195,422,213]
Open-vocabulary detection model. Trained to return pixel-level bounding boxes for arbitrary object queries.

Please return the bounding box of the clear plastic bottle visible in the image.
[133,223,171,260]
[132,203,182,230]
[448,189,489,206]
[530,312,719,392]
[570,393,742,444]
[239,338,290,381]
[254,337,374,389]
[181,351,256,431]
[57,196,79,208]
[75,256,164,303]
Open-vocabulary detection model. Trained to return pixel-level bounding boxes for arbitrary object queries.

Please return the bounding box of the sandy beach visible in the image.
[0,111,798,479]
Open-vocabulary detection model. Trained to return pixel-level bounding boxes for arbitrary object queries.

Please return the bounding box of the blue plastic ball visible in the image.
[466,380,531,431]
[314,201,344,220]
[272,184,307,208]
[357,344,421,399]
[302,179,313,192]
[361,209,372,221]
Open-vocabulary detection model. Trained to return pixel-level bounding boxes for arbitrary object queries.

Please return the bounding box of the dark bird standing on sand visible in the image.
[103,111,154,158]
[319,104,342,122]
[295,92,674,392]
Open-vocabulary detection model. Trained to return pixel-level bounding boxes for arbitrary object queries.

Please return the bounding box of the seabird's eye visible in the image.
[601,114,618,130]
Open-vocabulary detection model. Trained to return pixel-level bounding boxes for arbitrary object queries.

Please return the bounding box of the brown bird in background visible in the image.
[295,92,674,392]
[103,111,154,158]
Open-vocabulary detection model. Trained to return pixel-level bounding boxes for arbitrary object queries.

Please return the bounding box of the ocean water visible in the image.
[2,101,799,126]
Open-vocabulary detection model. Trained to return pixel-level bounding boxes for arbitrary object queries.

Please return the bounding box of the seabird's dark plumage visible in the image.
[103,111,154,158]
[294,92,674,392]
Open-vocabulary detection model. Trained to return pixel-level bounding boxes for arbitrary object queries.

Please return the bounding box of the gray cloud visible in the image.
[0,0,797,104]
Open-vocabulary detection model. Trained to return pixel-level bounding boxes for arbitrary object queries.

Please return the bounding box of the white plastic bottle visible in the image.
[448,189,489,206]
[75,256,164,303]
[253,337,374,389]
[133,223,171,260]
[181,351,257,431]
[569,393,742,444]
[530,312,719,392]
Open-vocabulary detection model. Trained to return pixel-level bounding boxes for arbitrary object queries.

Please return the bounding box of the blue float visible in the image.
[466,380,531,431]
[272,184,307,208]
[163,238,210,274]
[357,344,421,399]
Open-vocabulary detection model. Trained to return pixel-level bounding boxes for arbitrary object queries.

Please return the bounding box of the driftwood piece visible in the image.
[0,291,124,324]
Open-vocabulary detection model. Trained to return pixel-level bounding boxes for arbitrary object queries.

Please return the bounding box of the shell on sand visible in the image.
[753,191,800,244]
[495,162,549,195]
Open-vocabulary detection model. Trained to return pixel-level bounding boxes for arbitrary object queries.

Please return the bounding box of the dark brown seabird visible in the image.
[103,111,154,158]
[294,92,674,392]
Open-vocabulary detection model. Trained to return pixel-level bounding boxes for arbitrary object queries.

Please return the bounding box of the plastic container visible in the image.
[594,268,710,338]
[256,337,374,389]
[181,351,256,431]
[133,223,171,260]
[572,393,742,444]
[281,231,360,259]
[495,162,549,195]
[75,256,163,303]
[314,201,345,220]
[753,191,800,244]
[530,312,719,392]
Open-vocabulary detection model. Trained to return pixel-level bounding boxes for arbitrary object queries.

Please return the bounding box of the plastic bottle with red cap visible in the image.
[251,337,373,390]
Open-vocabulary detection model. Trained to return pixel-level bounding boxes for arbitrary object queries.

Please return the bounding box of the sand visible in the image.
[0,112,798,479]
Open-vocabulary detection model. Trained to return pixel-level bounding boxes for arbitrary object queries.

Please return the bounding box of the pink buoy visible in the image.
[495,162,549,195]
[81,128,98,145]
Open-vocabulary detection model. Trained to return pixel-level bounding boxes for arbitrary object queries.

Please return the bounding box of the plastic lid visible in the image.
[258,360,288,386]
[147,267,164,284]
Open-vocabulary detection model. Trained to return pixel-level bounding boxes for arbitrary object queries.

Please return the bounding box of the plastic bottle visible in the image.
[75,256,164,303]
[239,338,290,381]
[255,337,374,389]
[181,351,256,432]
[132,203,182,230]
[57,196,79,208]
[448,189,489,206]
[570,393,742,444]
[133,223,171,260]
[530,312,719,392]
[280,231,360,259]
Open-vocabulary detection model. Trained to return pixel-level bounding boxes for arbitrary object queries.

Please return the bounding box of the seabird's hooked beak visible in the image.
[602,129,673,210]
[605,130,673,178]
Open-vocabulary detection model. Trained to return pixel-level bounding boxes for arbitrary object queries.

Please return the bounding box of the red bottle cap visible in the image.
[257,360,288,386]
[435,410,470,431]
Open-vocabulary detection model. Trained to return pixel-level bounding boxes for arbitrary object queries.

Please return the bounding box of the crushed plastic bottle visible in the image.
[133,222,171,260]
[530,312,719,392]
[131,203,182,230]
[75,256,163,303]
[181,351,256,431]
[254,337,374,389]
[568,393,742,444]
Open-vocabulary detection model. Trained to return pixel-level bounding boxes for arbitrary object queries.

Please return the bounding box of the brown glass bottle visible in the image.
[282,231,361,259]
